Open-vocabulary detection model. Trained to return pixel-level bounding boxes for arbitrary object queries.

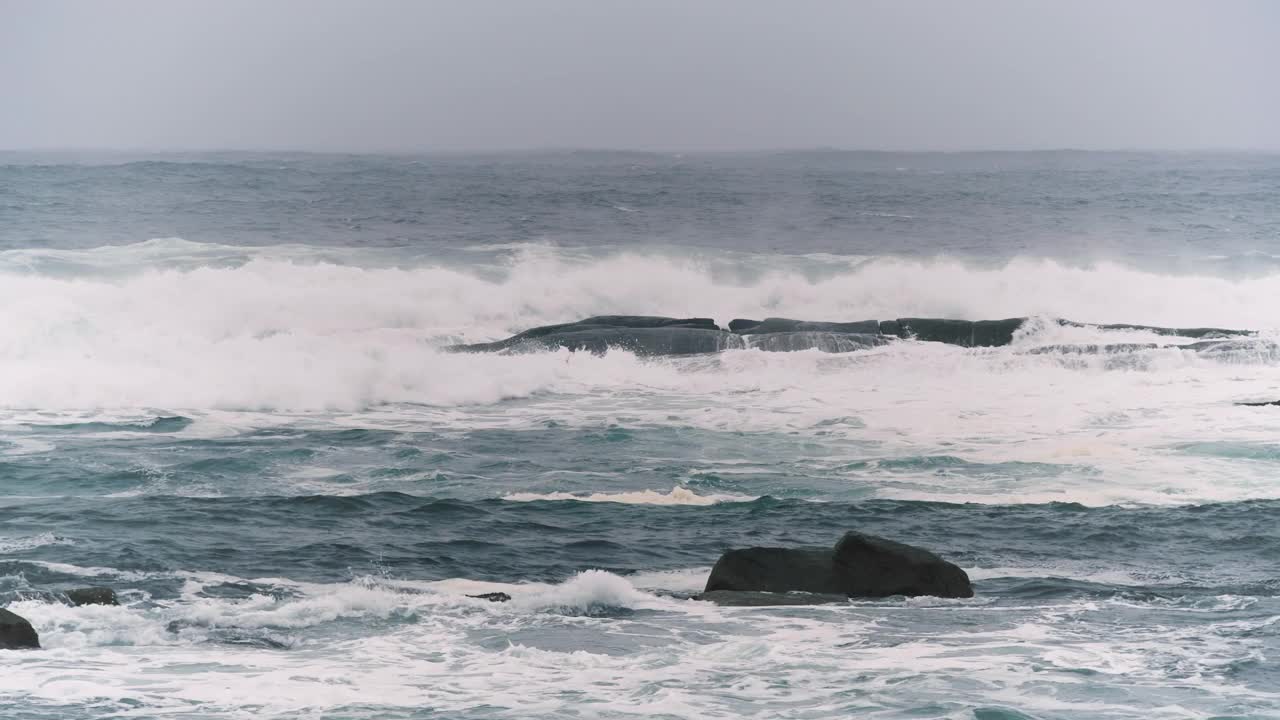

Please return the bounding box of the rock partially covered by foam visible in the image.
[702,531,973,599]
[729,318,882,335]
[742,332,892,353]
[729,316,1025,347]
[0,608,40,649]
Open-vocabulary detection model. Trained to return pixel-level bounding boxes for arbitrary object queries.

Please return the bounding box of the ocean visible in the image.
[2,150,1279,719]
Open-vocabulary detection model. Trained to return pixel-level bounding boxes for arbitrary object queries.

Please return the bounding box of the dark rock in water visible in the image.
[832,532,973,598]
[468,592,512,602]
[519,316,720,337]
[732,316,1026,349]
[1237,400,1280,407]
[704,531,973,599]
[742,331,892,353]
[730,317,881,335]
[692,590,850,606]
[447,316,740,356]
[893,317,1026,347]
[64,587,119,607]
[705,547,837,594]
[526,327,740,356]
[448,314,1259,357]
[0,608,39,649]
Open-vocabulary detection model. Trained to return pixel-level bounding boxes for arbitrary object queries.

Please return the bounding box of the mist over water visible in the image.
[3,152,1280,719]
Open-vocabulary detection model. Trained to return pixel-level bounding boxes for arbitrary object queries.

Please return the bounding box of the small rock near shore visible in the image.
[65,587,119,607]
[0,608,40,649]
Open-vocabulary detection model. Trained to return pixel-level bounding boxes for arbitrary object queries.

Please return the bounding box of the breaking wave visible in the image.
[2,239,1280,411]
[502,487,755,505]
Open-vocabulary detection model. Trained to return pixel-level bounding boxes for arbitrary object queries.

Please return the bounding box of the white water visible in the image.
[5,241,1280,507]
[2,566,1272,719]
[502,487,756,505]
[4,241,1280,718]
[1,239,1279,412]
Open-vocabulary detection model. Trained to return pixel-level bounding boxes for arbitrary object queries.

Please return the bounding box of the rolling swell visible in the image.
[37,416,193,433]
[3,494,1277,599]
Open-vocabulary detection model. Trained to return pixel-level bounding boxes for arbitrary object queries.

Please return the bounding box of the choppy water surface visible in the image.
[2,151,1280,719]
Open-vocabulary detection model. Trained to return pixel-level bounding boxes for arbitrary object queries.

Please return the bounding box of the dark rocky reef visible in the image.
[699,531,973,601]
[467,592,512,602]
[0,608,39,649]
[897,318,1026,347]
[733,316,1025,347]
[730,318,881,335]
[447,315,1259,357]
[448,316,740,356]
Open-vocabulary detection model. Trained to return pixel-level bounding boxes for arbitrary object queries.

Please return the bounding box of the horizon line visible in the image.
[3,145,1279,157]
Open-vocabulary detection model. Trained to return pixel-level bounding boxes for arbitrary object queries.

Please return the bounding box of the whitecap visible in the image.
[502,487,755,505]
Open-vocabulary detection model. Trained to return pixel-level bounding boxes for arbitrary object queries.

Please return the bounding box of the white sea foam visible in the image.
[1,569,1271,718]
[0,533,73,553]
[5,241,1280,507]
[26,560,155,582]
[625,567,714,594]
[502,487,754,505]
[0,241,1277,413]
[964,565,1181,587]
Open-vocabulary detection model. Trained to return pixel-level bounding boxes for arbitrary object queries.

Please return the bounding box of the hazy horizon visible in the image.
[4,0,1278,153]
[6,145,1280,157]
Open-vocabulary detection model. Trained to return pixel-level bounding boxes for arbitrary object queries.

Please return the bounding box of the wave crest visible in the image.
[502,487,754,506]
[3,240,1280,411]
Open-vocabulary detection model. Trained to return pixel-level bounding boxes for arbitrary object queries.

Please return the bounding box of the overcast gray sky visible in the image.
[2,0,1277,152]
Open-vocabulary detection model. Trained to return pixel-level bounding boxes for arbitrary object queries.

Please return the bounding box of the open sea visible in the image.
[2,150,1280,719]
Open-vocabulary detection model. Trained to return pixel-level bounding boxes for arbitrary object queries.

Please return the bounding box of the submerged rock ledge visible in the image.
[446,315,1252,356]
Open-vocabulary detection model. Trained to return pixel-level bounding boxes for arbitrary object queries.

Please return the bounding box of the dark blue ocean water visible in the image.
[2,151,1280,719]
[6,150,1280,263]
